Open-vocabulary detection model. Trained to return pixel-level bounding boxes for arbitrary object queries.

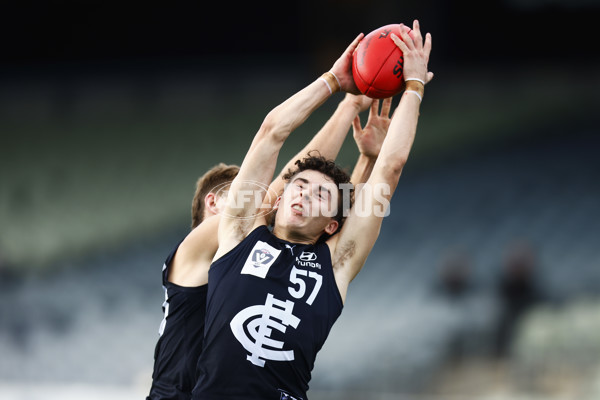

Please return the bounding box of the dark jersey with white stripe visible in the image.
[192,225,343,400]
[147,240,208,400]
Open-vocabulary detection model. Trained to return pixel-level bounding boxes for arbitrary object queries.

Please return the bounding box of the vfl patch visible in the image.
[241,241,281,278]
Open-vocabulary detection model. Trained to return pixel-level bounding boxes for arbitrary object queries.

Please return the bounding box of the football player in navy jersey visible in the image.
[190,20,433,400]
[147,91,394,400]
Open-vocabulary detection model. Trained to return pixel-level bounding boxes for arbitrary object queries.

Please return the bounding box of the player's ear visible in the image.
[324,219,339,236]
[204,192,219,215]
[273,196,282,210]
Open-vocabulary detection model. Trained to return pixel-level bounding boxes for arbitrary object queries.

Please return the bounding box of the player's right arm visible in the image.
[169,95,369,286]
[260,93,371,219]
[214,34,364,261]
[265,93,372,207]
[169,83,369,287]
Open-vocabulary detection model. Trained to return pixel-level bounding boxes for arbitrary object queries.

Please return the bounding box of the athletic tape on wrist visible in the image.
[405,90,423,102]
[319,71,340,94]
[404,77,425,85]
[329,71,341,90]
[318,77,333,94]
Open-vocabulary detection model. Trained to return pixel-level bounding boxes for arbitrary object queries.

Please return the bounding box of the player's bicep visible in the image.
[216,133,281,254]
[331,170,397,283]
[181,214,221,260]
[331,197,383,280]
[170,214,221,285]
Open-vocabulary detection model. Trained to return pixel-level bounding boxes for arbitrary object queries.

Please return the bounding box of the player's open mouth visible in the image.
[291,204,304,215]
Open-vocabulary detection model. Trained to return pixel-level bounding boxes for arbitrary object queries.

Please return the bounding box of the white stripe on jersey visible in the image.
[158,262,169,336]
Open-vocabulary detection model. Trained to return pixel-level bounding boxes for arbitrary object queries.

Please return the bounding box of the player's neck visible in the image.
[272,225,317,245]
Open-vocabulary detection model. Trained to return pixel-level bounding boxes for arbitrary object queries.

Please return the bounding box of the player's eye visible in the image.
[317,190,328,201]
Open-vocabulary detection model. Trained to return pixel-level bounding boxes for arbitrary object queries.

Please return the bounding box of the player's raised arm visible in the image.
[265,93,372,207]
[214,33,364,260]
[328,20,433,302]
[349,96,393,185]
[170,92,371,286]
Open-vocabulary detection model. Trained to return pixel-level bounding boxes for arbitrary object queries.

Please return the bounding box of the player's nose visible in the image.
[301,186,311,200]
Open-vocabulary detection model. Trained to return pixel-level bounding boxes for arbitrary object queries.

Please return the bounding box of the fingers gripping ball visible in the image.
[352,24,411,99]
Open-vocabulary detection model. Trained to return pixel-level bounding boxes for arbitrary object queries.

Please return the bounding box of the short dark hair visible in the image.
[191,163,240,229]
[282,151,354,236]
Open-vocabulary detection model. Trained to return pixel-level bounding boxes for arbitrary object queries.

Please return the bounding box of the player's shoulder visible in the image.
[168,214,222,284]
[191,214,221,237]
[180,213,220,249]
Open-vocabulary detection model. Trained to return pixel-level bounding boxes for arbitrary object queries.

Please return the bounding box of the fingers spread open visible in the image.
[398,25,415,51]
[380,97,392,117]
[390,33,409,53]
[423,32,432,61]
[410,20,423,49]
[369,99,380,118]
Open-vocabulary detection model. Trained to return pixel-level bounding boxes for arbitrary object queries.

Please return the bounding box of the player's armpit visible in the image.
[328,168,399,303]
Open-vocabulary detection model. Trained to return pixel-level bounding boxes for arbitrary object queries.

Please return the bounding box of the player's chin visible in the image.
[305,216,333,231]
[281,212,306,227]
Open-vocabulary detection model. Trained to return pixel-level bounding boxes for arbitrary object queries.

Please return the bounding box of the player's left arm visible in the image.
[328,20,433,303]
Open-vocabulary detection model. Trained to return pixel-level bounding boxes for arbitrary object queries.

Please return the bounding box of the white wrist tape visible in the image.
[318,77,333,94]
[404,77,425,85]
[405,90,422,102]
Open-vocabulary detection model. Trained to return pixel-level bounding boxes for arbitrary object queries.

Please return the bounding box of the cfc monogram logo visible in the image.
[230,293,300,367]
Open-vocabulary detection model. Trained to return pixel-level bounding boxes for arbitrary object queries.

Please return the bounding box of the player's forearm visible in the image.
[262,77,333,145]
[374,84,422,181]
[350,153,376,186]
[225,77,335,218]
[305,96,363,159]
[274,96,361,185]
[260,77,347,208]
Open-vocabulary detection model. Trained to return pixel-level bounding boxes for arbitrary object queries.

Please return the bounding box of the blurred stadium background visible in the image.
[1,1,599,399]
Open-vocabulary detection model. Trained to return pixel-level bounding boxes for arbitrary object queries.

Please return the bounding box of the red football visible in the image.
[352,24,411,99]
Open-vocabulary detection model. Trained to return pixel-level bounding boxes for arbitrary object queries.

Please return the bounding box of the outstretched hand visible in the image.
[391,20,433,84]
[352,97,393,159]
[330,33,364,94]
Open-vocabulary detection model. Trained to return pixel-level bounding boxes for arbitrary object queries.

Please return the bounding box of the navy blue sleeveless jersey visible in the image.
[147,240,208,400]
[192,225,343,400]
